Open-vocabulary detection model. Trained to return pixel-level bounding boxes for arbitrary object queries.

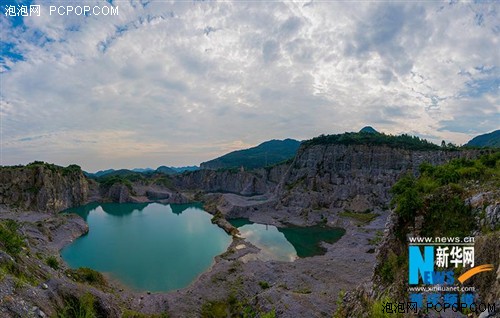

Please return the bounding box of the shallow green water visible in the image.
[61,203,231,292]
[230,219,345,260]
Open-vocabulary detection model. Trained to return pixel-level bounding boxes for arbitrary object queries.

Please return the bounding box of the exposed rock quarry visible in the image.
[194,145,485,221]
[172,167,282,196]
[273,144,484,213]
[0,165,89,213]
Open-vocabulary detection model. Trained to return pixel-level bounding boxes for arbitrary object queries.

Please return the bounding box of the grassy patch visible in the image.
[258,281,270,289]
[200,293,276,318]
[293,287,312,294]
[368,230,384,245]
[0,219,25,255]
[46,256,60,270]
[122,310,169,318]
[0,260,38,286]
[56,292,98,318]
[339,211,378,224]
[376,251,407,284]
[261,309,276,318]
[200,300,228,318]
[66,267,107,288]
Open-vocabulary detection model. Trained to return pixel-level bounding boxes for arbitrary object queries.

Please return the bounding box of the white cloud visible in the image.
[1,0,498,171]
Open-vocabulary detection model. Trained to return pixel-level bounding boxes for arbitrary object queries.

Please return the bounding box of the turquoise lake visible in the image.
[61,203,231,292]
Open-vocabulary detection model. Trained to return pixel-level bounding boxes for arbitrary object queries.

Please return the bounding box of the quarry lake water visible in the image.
[61,202,231,292]
[229,219,345,261]
[61,203,345,292]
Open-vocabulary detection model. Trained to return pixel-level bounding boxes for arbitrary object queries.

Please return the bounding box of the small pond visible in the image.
[229,219,345,261]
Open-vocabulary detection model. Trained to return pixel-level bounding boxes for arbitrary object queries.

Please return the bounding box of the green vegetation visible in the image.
[377,251,406,284]
[63,164,83,176]
[98,175,135,192]
[334,291,403,318]
[338,211,378,224]
[359,126,378,134]
[201,139,300,170]
[200,284,276,318]
[26,161,82,175]
[0,259,38,286]
[96,171,177,193]
[1,161,82,176]
[0,219,25,255]
[65,267,107,288]
[333,290,347,318]
[258,281,270,289]
[200,296,276,318]
[376,151,500,288]
[368,230,384,245]
[56,293,98,318]
[260,310,276,318]
[391,152,500,238]
[46,256,60,270]
[293,287,312,294]
[211,211,224,224]
[303,132,443,151]
[200,300,228,318]
[122,310,169,318]
[153,175,174,188]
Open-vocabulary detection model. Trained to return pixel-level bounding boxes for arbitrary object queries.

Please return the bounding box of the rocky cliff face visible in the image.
[274,144,483,212]
[0,164,89,213]
[173,167,285,196]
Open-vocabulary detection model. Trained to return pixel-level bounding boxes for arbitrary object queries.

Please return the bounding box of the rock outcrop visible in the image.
[98,181,190,204]
[273,144,484,212]
[173,169,273,196]
[0,164,89,213]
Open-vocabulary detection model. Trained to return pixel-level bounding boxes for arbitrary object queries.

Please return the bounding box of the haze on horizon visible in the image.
[1,0,499,172]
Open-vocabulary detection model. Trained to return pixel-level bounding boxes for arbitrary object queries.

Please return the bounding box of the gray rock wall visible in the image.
[173,168,276,196]
[0,165,89,213]
[274,144,484,212]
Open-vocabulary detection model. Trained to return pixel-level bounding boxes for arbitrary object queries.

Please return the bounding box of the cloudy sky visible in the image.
[1,0,499,171]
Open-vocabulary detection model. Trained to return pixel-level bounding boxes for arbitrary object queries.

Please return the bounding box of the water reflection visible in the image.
[170,203,202,215]
[100,202,149,217]
[230,219,345,261]
[237,223,298,262]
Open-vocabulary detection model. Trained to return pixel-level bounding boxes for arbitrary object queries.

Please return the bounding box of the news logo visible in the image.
[409,237,493,286]
[406,236,494,313]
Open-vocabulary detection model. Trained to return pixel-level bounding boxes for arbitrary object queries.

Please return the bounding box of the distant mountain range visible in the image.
[200,139,301,170]
[466,130,500,148]
[84,128,498,178]
[85,165,199,178]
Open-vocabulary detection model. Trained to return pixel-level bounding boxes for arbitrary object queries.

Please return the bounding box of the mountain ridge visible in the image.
[200,138,301,170]
[466,129,500,148]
